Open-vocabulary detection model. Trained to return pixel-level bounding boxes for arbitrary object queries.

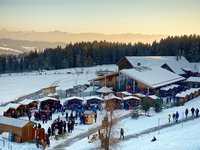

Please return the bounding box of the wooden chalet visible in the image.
[38,97,60,112]
[41,86,58,96]
[61,96,84,110]
[185,77,200,88]
[103,93,122,110]
[85,96,102,107]
[0,116,36,142]
[122,96,141,110]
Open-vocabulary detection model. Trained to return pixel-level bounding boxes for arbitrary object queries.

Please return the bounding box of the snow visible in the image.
[19,99,37,105]
[186,77,200,83]
[104,93,122,101]
[65,96,200,150]
[0,64,116,104]
[175,88,200,97]
[147,95,159,100]
[122,96,141,101]
[121,67,185,88]
[125,56,192,75]
[117,91,132,96]
[160,84,179,91]
[96,86,113,94]
[38,97,58,102]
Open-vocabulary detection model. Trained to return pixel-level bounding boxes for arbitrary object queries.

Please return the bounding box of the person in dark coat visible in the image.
[47,126,51,137]
[94,113,97,123]
[65,111,69,121]
[185,108,189,118]
[119,128,124,139]
[172,113,176,121]
[195,108,199,117]
[151,136,157,142]
[191,107,195,116]
[175,111,179,122]
[38,123,41,129]
[63,121,67,133]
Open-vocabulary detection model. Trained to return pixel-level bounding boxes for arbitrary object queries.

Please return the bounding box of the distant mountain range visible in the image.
[0,29,167,55]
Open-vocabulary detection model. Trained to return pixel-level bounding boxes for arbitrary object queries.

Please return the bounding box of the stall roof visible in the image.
[96,86,113,94]
[38,97,58,102]
[121,67,185,89]
[65,96,84,101]
[117,91,132,96]
[160,84,179,91]
[84,96,103,101]
[186,77,200,83]
[83,110,94,115]
[176,88,200,98]
[104,93,121,101]
[19,99,38,105]
[123,96,141,101]
[4,103,21,112]
[0,115,35,128]
[148,95,160,100]
[133,93,146,97]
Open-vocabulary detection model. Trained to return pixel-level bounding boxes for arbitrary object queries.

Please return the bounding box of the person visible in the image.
[120,128,124,139]
[28,111,31,121]
[172,113,176,121]
[55,128,59,140]
[94,113,97,123]
[151,136,157,142]
[168,114,171,123]
[175,111,179,123]
[195,108,199,117]
[38,123,41,129]
[185,108,189,118]
[47,127,51,137]
[191,107,195,116]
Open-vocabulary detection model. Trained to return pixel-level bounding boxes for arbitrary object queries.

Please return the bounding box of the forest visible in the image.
[0,34,199,74]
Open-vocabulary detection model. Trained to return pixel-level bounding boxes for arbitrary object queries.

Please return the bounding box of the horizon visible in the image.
[1,0,200,36]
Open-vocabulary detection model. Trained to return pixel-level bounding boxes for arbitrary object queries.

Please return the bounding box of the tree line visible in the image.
[0,34,199,74]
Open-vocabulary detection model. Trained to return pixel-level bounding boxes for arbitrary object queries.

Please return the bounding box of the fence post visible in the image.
[158,118,160,135]
[182,112,184,127]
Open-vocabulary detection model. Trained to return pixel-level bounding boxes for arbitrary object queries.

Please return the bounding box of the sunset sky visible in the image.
[0,0,200,35]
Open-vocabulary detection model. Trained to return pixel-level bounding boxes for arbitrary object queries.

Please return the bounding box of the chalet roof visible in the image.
[84,96,103,101]
[104,93,121,101]
[4,103,22,112]
[123,96,141,101]
[19,99,38,105]
[38,97,59,102]
[121,56,192,75]
[160,84,179,91]
[65,96,84,101]
[117,91,132,96]
[186,77,200,83]
[96,86,113,94]
[148,95,160,100]
[89,72,118,82]
[120,67,185,89]
[83,110,94,115]
[0,115,35,128]
[176,88,200,98]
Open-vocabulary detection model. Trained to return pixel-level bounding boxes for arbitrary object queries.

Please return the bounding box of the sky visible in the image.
[0,0,200,35]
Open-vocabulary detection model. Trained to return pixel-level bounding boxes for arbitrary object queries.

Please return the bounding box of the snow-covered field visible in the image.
[0,64,117,104]
[1,64,200,150]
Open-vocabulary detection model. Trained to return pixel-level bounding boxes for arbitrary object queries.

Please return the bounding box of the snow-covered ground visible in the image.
[0,64,117,104]
[66,96,200,150]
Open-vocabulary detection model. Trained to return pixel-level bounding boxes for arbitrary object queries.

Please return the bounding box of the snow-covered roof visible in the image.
[120,67,185,89]
[191,63,200,73]
[4,103,21,112]
[38,97,59,102]
[176,88,200,98]
[84,96,103,101]
[148,95,159,100]
[0,115,35,128]
[65,96,84,101]
[83,110,94,115]
[47,92,59,97]
[186,77,200,83]
[133,93,146,97]
[104,93,121,101]
[96,86,113,93]
[124,56,192,75]
[19,99,38,105]
[117,91,132,96]
[160,84,179,91]
[123,96,141,101]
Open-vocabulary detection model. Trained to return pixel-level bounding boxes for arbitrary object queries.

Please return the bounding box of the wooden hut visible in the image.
[104,93,122,110]
[3,103,23,118]
[83,110,94,124]
[19,99,38,112]
[96,86,113,97]
[85,96,102,108]
[38,97,60,112]
[145,95,160,106]
[0,116,36,142]
[62,96,84,110]
[122,96,141,110]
